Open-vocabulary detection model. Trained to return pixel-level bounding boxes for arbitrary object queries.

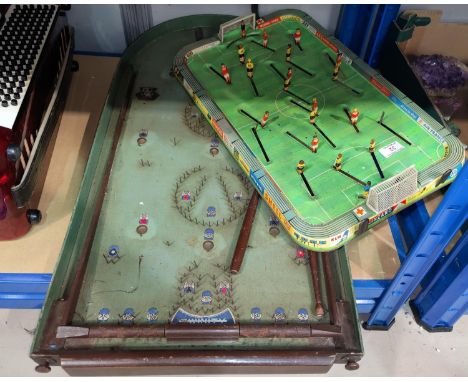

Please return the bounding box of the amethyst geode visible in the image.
[411,54,467,96]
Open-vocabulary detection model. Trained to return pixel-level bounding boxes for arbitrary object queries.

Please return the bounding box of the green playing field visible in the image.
[187,18,445,225]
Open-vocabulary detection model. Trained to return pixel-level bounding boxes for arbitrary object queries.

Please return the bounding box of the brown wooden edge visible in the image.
[59,349,336,369]
[36,68,137,354]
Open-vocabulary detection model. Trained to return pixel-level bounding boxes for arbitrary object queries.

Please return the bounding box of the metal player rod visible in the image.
[337,169,366,186]
[336,78,361,95]
[250,39,275,52]
[343,108,360,133]
[378,112,412,145]
[290,60,315,77]
[313,123,336,148]
[240,108,262,125]
[286,131,314,153]
[326,52,336,66]
[209,66,225,82]
[251,127,270,162]
[285,89,309,104]
[370,152,385,179]
[250,77,260,97]
[270,63,286,80]
[300,172,315,197]
[290,99,309,111]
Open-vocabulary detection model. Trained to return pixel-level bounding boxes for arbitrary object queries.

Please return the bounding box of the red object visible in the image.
[296,248,305,258]
[370,77,391,96]
[311,137,319,146]
[294,30,301,40]
[257,17,281,29]
[0,127,31,240]
[262,31,268,47]
[315,30,338,53]
[287,69,292,79]
[0,188,30,240]
[221,65,231,84]
[261,113,269,126]
[139,214,149,225]
[351,110,359,119]
[312,99,318,112]
[336,53,343,65]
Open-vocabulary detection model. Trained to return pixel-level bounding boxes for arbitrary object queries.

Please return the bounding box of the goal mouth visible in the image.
[219,13,256,42]
[366,165,418,213]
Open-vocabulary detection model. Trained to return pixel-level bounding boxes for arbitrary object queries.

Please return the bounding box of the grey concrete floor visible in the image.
[1,306,467,377]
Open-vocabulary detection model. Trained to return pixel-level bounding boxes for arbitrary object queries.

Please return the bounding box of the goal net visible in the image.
[219,13,256,42]
[367,165,418,213]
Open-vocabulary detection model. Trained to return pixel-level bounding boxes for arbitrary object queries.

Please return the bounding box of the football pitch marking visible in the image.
[417,145,439,164]
[370,151,385,179]
[304,138,401,195]
[250,39,276,52]
[335,135,395,162]
[236,103,292,130]
[316,200,331,221]
[272,75,360,122]
[303,197,331,223]
[251,127,270,162]
[377,113,412,145]
[275,86,326,122]
[335,161,404,214]
[312,122,336,148]
[338,169,366,186]
[206,41,275,68]
[186,19,447,225]
[383,111,442,149]
[341,189,356,207]
[286,131,315,153]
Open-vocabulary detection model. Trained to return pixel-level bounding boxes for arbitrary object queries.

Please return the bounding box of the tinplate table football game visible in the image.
[30,10,464,374]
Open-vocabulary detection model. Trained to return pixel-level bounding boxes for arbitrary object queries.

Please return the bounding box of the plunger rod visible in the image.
[308,250,325,317]
[230,191,261,274]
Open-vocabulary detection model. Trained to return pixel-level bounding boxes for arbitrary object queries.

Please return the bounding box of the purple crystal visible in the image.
[411,54,466,93]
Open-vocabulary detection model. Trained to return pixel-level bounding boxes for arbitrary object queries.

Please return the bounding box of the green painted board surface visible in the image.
[187,19,444,225]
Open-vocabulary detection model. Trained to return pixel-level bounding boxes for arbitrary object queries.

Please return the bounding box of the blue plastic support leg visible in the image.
[410,229,468,332]
[396,200,430,250]
[353,279,392,315]
[387,215,409,264]
[363,164,468,330]
[393,199,446,289]
[0,273,52,308]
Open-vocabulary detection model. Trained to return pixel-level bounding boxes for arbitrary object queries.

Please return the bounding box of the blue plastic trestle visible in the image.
[410,229,468,331]
[364,163,468,329]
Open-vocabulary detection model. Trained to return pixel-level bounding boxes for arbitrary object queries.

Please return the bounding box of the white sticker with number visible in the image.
[379,141,404,158]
